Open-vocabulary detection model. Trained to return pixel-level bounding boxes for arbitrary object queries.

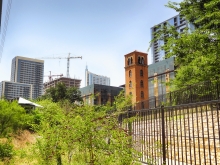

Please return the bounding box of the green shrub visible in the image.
[0,142,14,161]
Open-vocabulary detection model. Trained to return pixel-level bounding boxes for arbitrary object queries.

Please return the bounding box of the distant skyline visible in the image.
[0,0,181,87]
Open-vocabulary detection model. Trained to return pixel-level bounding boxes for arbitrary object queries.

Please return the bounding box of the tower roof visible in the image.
[124,50,148,57]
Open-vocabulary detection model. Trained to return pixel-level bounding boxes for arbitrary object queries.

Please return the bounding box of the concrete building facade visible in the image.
[80,84,123,105]
[124,50,149,105]
[0,81,32,100]
[10,56,44,99]
[151,14,195,63]
[43,77,81,93]
[85,66,110,86]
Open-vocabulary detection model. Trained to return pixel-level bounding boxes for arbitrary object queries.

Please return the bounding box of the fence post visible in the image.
[161,105,166,165]
[128,106,132,152]
[217,82,219,99]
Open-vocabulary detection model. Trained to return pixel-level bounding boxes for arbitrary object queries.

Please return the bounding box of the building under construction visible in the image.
[43,77,81,93]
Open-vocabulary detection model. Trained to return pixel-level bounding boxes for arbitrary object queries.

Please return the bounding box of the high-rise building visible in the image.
[124,50,149,106]
[0,81,32,100]
[85,66,110,86]
[10,56,44,99]
[151,14,195,63]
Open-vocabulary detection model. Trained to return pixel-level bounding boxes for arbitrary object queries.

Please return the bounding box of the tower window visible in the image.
[141,57,144,64]
[140,70,143,76]
[127,58,131,65]
[129,70,132,77]
[129,81,132,88]
[131,57,133,64]
[141,91,144,98]
[138,56,144,64]
[138,57,141,64]
[140,80,144,87]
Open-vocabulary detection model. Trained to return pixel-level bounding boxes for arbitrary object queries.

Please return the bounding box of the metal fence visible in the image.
[119,100,220,165]
[134,80,220,109]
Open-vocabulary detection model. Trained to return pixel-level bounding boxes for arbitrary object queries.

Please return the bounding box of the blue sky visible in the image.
[0,0,181,87]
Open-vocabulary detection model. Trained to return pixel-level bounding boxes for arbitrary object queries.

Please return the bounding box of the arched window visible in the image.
[138,57,141,64]
[141,91,144,98]
[141,57,144,64]
[127,58,130,65]
[140,70,143,76]
[130,57,133,64]
[129,70,132,77]
[140,80,144,87]
[129,81,132,88]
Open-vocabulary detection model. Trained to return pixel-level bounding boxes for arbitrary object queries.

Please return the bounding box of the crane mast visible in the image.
[39,53,82,78]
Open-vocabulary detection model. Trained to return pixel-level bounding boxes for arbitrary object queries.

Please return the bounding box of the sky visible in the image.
[0,0,181,87]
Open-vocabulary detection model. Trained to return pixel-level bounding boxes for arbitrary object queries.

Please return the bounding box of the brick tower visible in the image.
[124,51,149,106]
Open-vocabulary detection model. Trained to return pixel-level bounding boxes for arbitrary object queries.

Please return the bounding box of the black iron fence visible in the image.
[119,100,220,164]
[134,80,220,109]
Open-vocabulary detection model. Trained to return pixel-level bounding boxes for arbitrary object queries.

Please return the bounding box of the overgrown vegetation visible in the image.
[0,90,141,164]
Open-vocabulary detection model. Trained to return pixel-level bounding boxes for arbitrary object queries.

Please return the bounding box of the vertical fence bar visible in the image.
[187,105,193,165]
[210,103,217,165]
[195,105,202,165]
[161,105,166,164]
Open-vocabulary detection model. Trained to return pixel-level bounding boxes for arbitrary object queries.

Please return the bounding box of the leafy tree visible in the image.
[42,82,82,103]
[66,86,83,103]
[150,0,220,89]
[0,100,30,137]
[32,95,140,164]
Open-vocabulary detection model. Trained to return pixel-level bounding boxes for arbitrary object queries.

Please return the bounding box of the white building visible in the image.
[85,66,110,86]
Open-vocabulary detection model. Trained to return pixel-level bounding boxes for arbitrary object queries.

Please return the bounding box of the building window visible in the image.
[127,58,130,65]
[129,70,132,77]
[140,80,144,87]
[129,81,132,88]
[138,56,144,64]
[129,92,132,95]
[141,91,144,98]
[140,70,143,76]
[141,57,144,64]
[130,57,133,64]
[138,57,141,64]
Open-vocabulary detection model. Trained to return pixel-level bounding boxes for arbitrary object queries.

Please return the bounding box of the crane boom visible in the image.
[38,53,82,78]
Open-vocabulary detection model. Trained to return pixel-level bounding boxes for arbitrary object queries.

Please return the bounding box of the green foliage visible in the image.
[150,0,220,89]
[0,100,31,137]
[0,141,14,161]
[31,95,140,164]
[40,82,83,103]
[113,90,132,112]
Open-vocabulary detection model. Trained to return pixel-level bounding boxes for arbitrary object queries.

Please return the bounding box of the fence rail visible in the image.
[120,100,220,164]
[135,80,220,109]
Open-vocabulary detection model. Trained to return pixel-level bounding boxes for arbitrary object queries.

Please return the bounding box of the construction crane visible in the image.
[39,53,82,78]
[44,71,63,82]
